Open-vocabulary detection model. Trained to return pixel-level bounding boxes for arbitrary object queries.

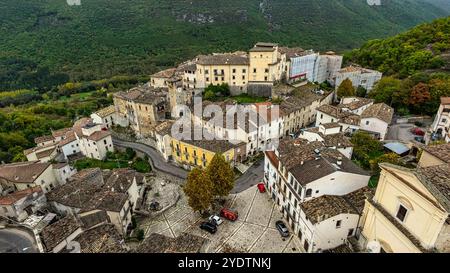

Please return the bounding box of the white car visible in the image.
[208,215,223,226]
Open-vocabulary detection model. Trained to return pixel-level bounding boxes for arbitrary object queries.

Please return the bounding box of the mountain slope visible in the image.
[346,16,450,77]
[0,0,448,88]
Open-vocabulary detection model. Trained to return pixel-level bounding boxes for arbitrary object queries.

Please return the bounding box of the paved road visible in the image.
[113,139,263,193]
[0,228,38,253]
[231,160,264,194]
[113,139,188,179]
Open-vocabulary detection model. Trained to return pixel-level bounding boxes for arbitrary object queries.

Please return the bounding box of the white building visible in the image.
[316,102,393,140]
[190,100,281,157]
[52,163,77,185]
[335,66,382,92]
[427,97,450,143]
[339,97,374,115]
[0,161,59,193]
[0,186,46,221]
[149,68,177,88]
[263,139,370,242]
[314,52,343,85]
[47,168,143,236]
[90,105,118,129]
[76,122,114,160]
[298,187,371,252]
[299,123,354,159]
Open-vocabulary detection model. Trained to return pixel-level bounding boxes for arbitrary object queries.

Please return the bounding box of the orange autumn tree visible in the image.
[409,82,431,107]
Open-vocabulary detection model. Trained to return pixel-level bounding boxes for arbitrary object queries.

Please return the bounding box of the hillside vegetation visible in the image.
[0,0,448,89]
[346,17,450,77]
[347,17,450,116]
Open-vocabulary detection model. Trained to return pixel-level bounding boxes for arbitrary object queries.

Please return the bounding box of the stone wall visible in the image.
[247,84,272,97]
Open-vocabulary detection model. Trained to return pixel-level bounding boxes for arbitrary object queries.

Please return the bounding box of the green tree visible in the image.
[206,154,235,197]
[350,131,383,169]
[356,86,367,98]
[204,90,215,100]
[337,78,356,98]
[369,77,403,106]
[369,153,401,174]
[183,168,214,213]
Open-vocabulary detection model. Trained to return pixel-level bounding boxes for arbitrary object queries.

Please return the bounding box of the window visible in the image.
[303,240,310,252]
[206,77,209,82]
[305,189,312,197]
[205,69,209,75]
[336,220,342,228]
[264,76,268,81]
[103,140,107,145]
[232,75,235,80]
[442,118,447,123]
[242,75,245,80]
[396,204,408,222]
[366,120,370,125]
[348,228,354,237]
[242,69,246,73]
[232,68,236,73]
[215,77,218,81]
[253,68,257,73]
[320,114,323,119]
[265,68,269,73]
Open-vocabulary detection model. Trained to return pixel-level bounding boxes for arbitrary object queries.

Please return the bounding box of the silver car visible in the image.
[208,215,223,226]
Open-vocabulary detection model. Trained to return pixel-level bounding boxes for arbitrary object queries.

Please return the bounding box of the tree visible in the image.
[369,153,401,174]
[204,90,215,100]
[350,131,383,169]
[409,83,431,112]
[356,86,367,98]
[206,154,235,197]
[337,78,356,98]
[183,168,214,213]
[369,77,403,106]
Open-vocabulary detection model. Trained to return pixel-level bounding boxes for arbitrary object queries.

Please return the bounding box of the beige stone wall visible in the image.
[418,150,446,167]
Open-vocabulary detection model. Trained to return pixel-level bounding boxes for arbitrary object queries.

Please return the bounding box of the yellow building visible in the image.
[248,42,285,84]
[418,143,450,167]
[170,137,241,170]
[195,52,249,94]
[359,163,450,253]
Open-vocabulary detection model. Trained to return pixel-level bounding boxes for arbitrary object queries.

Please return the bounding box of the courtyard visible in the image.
[137,186,303,253]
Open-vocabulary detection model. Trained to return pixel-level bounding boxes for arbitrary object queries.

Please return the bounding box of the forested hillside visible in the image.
[0,0,447,89]
[347,17,450,117]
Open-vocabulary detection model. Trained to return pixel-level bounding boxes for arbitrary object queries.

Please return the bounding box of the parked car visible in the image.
[200,221,217,234]
[208,215,223,226]
[411,127,425,136]
[220,208,238,221]
[275,220,290,237]
[257,183,266,193]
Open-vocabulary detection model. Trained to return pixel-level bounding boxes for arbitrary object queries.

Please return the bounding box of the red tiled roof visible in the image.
[0,186,42,205]
[265,151,279,169]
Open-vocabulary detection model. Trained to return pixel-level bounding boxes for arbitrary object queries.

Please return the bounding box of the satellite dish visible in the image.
[367,240,381,253]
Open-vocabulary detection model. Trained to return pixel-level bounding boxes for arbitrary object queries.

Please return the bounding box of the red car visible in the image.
[411,128,425,136]
[220,208,238,221]
[257,183,266,193]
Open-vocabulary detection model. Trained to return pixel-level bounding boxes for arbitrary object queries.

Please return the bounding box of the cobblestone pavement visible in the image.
[138,187,303,253]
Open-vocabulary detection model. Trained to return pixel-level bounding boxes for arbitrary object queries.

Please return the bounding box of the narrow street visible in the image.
[113,138,264,193]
